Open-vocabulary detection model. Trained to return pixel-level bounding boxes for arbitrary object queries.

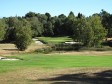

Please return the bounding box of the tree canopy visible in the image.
[0,10,112,50]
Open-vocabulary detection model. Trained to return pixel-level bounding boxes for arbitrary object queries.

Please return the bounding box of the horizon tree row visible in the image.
[0,10,111,50]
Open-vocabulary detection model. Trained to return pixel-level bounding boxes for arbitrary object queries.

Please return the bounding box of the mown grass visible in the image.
[37,36,73,44]
[0,53,112,73]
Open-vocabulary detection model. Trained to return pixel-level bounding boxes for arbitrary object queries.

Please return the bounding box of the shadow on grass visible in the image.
[37,70,112,84]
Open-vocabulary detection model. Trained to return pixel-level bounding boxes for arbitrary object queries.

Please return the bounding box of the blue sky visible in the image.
[0,0,112,17]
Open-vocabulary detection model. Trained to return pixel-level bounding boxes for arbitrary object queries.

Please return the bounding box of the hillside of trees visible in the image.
[0,10,112,50]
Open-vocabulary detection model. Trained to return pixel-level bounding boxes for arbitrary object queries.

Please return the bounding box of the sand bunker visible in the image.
[0,57,19,61]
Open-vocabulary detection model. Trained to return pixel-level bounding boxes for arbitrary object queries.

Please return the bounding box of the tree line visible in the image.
[0,10,112,50]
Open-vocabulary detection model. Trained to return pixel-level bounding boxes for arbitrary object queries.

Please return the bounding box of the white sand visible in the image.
[0,56,19,60]
[32,38,44,45]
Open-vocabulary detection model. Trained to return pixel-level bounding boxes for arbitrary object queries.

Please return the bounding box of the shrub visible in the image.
[102,40,112,47]
[35,47,53,54]
[14,21,32,51]
[52,43,83,51]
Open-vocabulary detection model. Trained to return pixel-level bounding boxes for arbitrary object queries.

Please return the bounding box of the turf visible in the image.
[37,36,73,44]
[0,53,112,73]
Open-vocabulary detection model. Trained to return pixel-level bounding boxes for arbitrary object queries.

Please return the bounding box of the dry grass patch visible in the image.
[0,67,112,84]
[50,51,112,56]
[0,43,46,56]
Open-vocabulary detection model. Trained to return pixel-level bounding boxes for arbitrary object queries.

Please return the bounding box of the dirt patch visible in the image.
[0,67,112,84]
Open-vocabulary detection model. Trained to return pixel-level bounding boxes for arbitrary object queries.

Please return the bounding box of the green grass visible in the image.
[37,36,73,44]
[0,53,112,73]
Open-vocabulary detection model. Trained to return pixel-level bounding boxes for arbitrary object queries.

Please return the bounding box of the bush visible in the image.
[52,43,83,51]
[14,22,32,51]
[15,34,32,51]
[102,40,112,47]
[35,47,53,54]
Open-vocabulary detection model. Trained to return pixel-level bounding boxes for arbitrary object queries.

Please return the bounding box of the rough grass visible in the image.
[37,36,73,44]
